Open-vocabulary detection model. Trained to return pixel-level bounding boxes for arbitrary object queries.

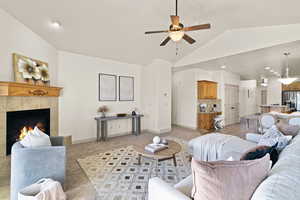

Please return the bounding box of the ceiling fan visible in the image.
[145,0,211,46]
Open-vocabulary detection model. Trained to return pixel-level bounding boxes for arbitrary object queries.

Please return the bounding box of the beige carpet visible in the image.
[77,137,191,200]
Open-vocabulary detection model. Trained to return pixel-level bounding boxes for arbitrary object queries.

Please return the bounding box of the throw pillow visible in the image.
[191,155,270,200]
[20,126,51,147]
[258,135,291,151]
[240,144,278,167]
[258,125,292,151]
[261,125,283,139]
[277,122,300,136]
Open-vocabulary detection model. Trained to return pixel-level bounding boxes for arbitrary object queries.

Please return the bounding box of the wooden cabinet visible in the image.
[282,82,300,91]
[198,112,222,130]
[198,81,217,99]
[198,113,213,130]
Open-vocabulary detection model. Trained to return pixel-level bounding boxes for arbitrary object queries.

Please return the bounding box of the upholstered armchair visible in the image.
[10,136,66,200]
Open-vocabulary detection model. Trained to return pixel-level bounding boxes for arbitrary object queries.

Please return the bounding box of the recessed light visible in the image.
[270,69,274,73]
[265,67,271,70]
[51,21,62,29]
[220,65,226,69]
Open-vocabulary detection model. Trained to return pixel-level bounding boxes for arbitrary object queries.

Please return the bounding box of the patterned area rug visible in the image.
[77,137,191,200]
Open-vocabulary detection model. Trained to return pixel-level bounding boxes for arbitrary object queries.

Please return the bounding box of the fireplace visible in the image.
[6,108,50,155]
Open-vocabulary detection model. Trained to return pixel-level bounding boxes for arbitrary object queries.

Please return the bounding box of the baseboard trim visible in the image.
[72,130,147,144]
[172,124,197,130]
[146,128,172,134]
[72,137,97,144]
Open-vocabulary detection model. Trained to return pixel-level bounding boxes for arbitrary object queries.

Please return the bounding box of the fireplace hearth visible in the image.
[6,109,50,155]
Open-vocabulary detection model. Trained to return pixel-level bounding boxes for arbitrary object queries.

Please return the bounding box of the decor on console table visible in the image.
[119,76,134,101]
[98,73,117,101]
[97,105,109,117]
[13,53,50,86]
[116,113,127,117]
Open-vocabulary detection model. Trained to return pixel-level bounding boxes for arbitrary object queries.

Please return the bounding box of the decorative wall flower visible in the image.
[18,58,41,80]
[38,64,50,82]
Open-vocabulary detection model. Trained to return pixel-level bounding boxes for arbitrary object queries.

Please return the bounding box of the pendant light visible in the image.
[261,78,268,87]
[278,53,298,85]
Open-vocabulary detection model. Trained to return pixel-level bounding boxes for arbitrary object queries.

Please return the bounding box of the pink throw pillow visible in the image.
[277,122,300,136]
[191,154,270,200]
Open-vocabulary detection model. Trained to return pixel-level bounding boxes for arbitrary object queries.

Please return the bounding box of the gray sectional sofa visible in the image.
[149,133,300,200]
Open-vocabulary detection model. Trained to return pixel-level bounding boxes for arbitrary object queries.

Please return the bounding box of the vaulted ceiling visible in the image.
[1,0,300,69]
[175,41,300,80]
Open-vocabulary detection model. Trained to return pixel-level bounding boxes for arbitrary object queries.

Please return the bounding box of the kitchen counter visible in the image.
[260,105,288,108]
[260,105,290,113]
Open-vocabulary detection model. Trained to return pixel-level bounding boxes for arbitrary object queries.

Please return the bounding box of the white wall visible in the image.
[267,78,282,105]
[239,80,258,117]
[0,8,172,142]
[142,59,172,133]
[58,51,142,142]
[0,8,58,84]
[172,69,197,129]
[172,69,240,129]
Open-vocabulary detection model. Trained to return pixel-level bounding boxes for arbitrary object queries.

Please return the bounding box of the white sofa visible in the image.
[148,133,300,200]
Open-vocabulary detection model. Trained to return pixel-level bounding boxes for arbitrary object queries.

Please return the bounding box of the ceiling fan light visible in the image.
[169,31,184,42]
[278,77,298,85]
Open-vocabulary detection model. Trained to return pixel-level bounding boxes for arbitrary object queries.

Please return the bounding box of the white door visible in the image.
[225,84,240,125]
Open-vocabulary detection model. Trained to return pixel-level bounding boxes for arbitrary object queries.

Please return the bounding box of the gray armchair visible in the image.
[10,136,66,200]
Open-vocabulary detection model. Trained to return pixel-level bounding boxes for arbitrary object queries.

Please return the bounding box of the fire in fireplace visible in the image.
[6,109,50,155]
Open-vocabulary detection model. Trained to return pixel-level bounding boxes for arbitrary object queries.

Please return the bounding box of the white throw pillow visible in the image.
[258,125,292,151]
[20,127,51,147]
[261,125,283,139]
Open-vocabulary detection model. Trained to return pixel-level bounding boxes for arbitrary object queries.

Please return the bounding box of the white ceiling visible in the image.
[174,41,300,80]
[1,0,300,65]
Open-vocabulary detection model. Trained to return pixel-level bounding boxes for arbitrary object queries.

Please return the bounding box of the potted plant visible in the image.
[98,106,109,118]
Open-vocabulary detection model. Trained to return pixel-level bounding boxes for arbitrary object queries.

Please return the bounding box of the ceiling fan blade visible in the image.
[145,30,169,34]
[183,34,196,44]
[183,24,211,32]
[160,37,171,46]
[170,15,180,26]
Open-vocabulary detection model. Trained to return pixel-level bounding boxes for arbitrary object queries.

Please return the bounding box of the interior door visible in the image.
[225,84,240,125]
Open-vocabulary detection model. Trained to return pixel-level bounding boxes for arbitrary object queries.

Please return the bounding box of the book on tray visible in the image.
[145,143,168,153]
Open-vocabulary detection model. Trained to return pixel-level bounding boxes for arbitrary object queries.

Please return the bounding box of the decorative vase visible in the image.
[153,136,161,144]
[101,112,106,118]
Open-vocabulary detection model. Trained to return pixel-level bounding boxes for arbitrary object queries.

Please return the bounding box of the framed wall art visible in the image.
[119,76,134,101]
[13,53,50,86]
[99,73,117,101]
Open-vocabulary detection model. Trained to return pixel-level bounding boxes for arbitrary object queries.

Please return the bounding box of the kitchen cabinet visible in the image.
[282,82,300,91]
[198,81,217,99]
[198,112,222,130]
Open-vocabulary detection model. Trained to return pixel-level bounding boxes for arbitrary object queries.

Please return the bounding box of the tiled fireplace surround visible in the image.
[0,96,59,178]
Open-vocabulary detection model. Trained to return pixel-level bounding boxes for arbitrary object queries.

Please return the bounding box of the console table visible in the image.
[94,114,144,141]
